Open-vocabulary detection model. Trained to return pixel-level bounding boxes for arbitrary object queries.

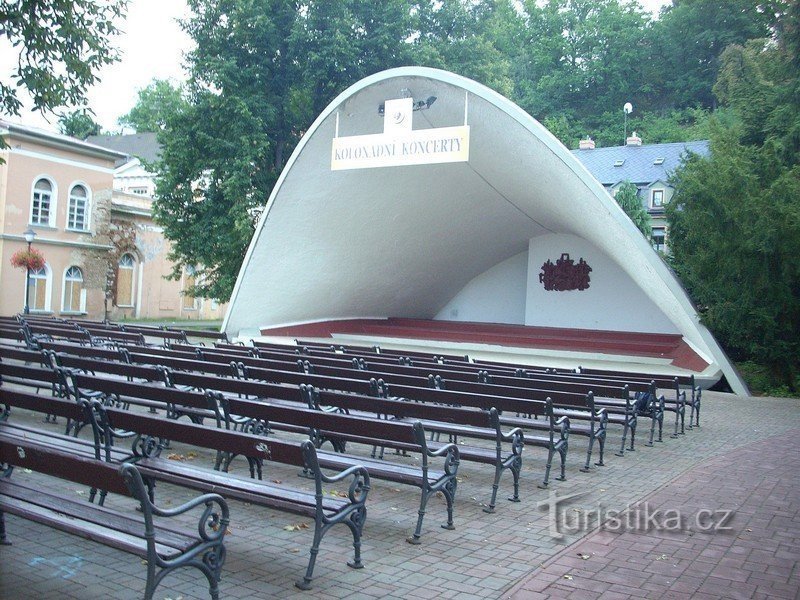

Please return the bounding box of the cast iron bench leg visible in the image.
[580,431,595,472]
[485,471,501,514]
[0,510,8,545]
[556,442,567,481]
[595,429,606,466]
[345,509,366,571]
[647,412,657,446]
[538,445,554,488]
[508,456,522,504]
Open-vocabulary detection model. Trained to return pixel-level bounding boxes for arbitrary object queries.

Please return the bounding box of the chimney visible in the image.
[579,137,595,150]
[626,131,642,146]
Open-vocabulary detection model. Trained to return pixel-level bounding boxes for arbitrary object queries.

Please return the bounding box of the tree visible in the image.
[296,0,417,119]
[118,79,188,132]
[58,110,101,139]
[650,0,776,109]
[667,4,800,392]
[154,1,299,301]
[514,0,651,122]
[0,0,127,117]
[414,0,516,98]
[613,181,651,238]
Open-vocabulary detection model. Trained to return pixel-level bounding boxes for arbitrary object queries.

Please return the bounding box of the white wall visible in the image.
[434,235,679,334]
[525,233,678,333]
[435,251,528,324]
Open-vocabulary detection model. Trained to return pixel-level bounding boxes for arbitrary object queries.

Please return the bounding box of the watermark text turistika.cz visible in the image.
[537,491,734,540]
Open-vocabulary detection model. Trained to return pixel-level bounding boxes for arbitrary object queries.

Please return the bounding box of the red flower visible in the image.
[10,247,46,271]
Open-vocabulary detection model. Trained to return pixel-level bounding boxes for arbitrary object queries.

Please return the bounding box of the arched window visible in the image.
[29,266,50,312]
[67,184,90,230]
[62,266,84,313]
[31,178,53,226]
[116,253,136,307]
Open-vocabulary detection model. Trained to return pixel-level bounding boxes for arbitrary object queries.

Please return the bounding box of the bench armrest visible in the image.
[120,462,229,555]
[301,441,370,505]
[500,425,524,443]
[555,415,570,441]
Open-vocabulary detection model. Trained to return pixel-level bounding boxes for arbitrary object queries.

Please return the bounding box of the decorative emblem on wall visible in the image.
[539,253,592,291]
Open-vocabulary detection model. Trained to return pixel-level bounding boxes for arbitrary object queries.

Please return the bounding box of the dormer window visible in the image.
[651,189,665,208]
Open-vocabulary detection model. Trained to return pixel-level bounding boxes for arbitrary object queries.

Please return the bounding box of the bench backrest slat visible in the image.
[0,434,130,496]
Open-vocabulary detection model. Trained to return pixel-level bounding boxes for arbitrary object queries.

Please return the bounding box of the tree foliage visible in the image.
[651,0,776,110]
[58,110,101,139]
[118,79,188,133]
[667,4,800,391]
[613,181,651,238]
[0,0,127,117]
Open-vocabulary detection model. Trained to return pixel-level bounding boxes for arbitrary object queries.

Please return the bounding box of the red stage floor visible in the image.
[259,318,709,372]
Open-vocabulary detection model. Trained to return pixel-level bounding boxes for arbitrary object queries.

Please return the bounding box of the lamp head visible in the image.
[623,102,633,115]
[23,227,36,244]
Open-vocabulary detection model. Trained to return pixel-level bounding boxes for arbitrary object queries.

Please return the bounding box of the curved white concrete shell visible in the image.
[223,67,747,395]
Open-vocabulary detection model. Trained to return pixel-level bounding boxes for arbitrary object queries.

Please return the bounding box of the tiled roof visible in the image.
[0,118,127,160]
[572,140,709,187]
[86,132,161,166]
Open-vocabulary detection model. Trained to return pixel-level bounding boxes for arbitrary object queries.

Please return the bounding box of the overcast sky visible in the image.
[3,0,670,134]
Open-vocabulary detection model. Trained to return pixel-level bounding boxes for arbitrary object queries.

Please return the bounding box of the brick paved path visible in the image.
[506,427,800,599]
[1,390,798,599]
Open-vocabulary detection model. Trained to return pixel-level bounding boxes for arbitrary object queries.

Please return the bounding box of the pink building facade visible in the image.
[1,121,226,321]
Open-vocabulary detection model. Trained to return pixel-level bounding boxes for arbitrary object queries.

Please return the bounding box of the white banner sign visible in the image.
[331,97,470,170]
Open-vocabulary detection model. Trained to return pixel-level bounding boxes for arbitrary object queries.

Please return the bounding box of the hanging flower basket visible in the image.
[10,247,46,271]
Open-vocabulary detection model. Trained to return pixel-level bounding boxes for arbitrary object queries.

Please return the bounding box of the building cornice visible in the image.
[111,205,153,217]
[1,233,113,251]
[0,121,127,162]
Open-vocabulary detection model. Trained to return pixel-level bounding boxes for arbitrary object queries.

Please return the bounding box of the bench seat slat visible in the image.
[0,493,188,559]
[316,451,443,487]
[133,457,347,516]
[0,480,194,553]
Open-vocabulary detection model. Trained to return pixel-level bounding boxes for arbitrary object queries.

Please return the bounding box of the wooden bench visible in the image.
[104,346,570,487]
[158,343,624,464]
[294,385,523,511]
[15,341,574,489]
[0,384,370,591]
[0,424,229,600]
[19,341,582,484]
[169,327,229,345]
[118,349,561,486]
[474,358,695,433]
[292,339,471,363]
[63,367,459,546]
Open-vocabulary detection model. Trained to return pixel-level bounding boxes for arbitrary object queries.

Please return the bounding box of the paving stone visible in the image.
[2,388,800,599]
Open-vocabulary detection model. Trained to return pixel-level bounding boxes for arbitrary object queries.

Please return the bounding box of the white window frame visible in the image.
[651,188,665,208]
[652,226,667,252]
[26,263,53,313]
[66,181,92,231]
[61,265,86,313]
[29,176,58,227]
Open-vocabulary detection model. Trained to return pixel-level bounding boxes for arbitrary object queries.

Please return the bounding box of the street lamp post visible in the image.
[22,227,36,314]
[623,102,633,144]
